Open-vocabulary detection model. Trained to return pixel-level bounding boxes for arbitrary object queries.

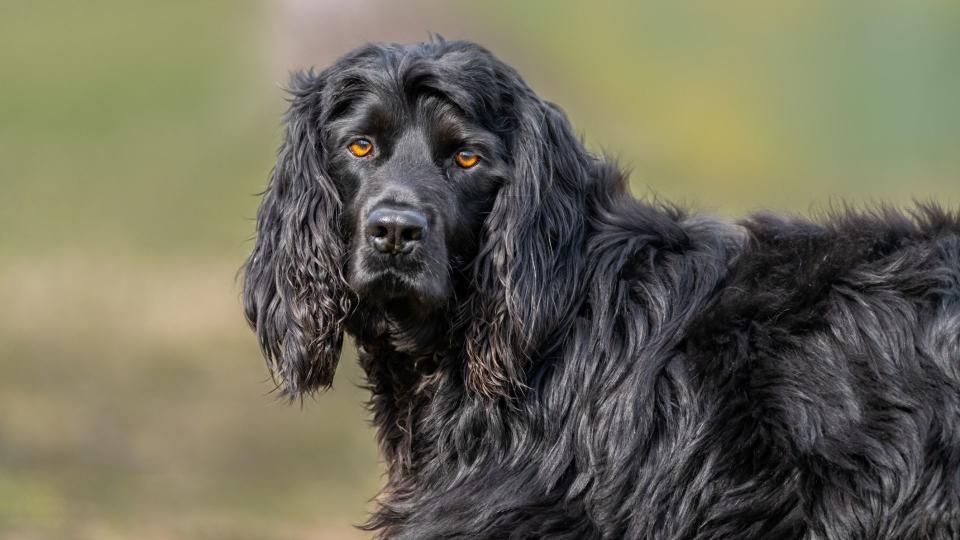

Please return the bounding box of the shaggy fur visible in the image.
[243,39,960,539]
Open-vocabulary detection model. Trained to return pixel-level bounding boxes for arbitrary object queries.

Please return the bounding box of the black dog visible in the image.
[243,40,960,538]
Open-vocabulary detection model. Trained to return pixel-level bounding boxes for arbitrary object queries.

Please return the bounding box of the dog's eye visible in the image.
[455,150,479,169]
[348,139,373,157]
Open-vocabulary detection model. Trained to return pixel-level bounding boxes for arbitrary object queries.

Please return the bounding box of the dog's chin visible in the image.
[350,267,449,309]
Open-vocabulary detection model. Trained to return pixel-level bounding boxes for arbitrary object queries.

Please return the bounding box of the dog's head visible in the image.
[244,40,595,398]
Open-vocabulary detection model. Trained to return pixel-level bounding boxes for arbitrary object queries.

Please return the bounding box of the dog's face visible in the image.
[244,40,593,397]
[327,85,506,308]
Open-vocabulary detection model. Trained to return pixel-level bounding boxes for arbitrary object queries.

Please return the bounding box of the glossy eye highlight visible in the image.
[455,150,479,169]
[348,138,373,157]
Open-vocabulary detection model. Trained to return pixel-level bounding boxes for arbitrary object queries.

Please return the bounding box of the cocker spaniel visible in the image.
[243,39,960,539]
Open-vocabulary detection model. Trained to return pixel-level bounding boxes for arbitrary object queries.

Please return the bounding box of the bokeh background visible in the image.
[2,1,958,538]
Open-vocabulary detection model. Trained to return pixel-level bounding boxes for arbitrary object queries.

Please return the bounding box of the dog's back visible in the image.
[677,205,960,537]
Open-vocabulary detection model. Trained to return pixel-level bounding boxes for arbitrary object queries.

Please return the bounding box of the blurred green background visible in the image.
[1,1,957,538]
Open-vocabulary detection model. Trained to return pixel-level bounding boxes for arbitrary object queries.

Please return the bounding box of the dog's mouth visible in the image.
[349,254,449,307]
[354,268,419,298]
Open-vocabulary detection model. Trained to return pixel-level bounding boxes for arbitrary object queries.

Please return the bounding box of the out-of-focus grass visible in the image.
[1,0,958,538]
[0,257,379,539]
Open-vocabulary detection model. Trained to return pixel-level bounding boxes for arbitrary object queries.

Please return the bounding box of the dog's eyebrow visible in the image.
[415,96,499,153]
[348,97,396,130]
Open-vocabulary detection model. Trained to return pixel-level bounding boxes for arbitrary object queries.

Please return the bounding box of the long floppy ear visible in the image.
[466,84,593,398]
[243,71,350,398]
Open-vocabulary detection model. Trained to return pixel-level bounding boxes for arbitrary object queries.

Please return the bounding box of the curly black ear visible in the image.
[243,71,349,398]
[466,80,593,398]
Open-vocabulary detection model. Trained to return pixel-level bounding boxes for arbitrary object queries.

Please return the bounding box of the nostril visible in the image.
[401,226,423,242]
[370,225,389,239]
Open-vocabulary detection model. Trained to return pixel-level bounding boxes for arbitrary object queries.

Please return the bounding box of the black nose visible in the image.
[365,208,428,255]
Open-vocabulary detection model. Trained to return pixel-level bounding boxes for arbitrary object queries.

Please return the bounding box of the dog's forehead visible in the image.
[328,43,505,121]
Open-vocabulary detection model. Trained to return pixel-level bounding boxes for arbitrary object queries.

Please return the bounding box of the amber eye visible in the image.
[348,138,373,157]
[455,149,479,169]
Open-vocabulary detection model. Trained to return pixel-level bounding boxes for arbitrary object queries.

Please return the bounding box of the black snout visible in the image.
[365,208,428,255]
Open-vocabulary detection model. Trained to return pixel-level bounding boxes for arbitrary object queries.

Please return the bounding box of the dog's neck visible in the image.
[347,298,458,475]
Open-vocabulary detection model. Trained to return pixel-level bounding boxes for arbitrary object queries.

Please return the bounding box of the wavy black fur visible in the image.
[243,40,960,538]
